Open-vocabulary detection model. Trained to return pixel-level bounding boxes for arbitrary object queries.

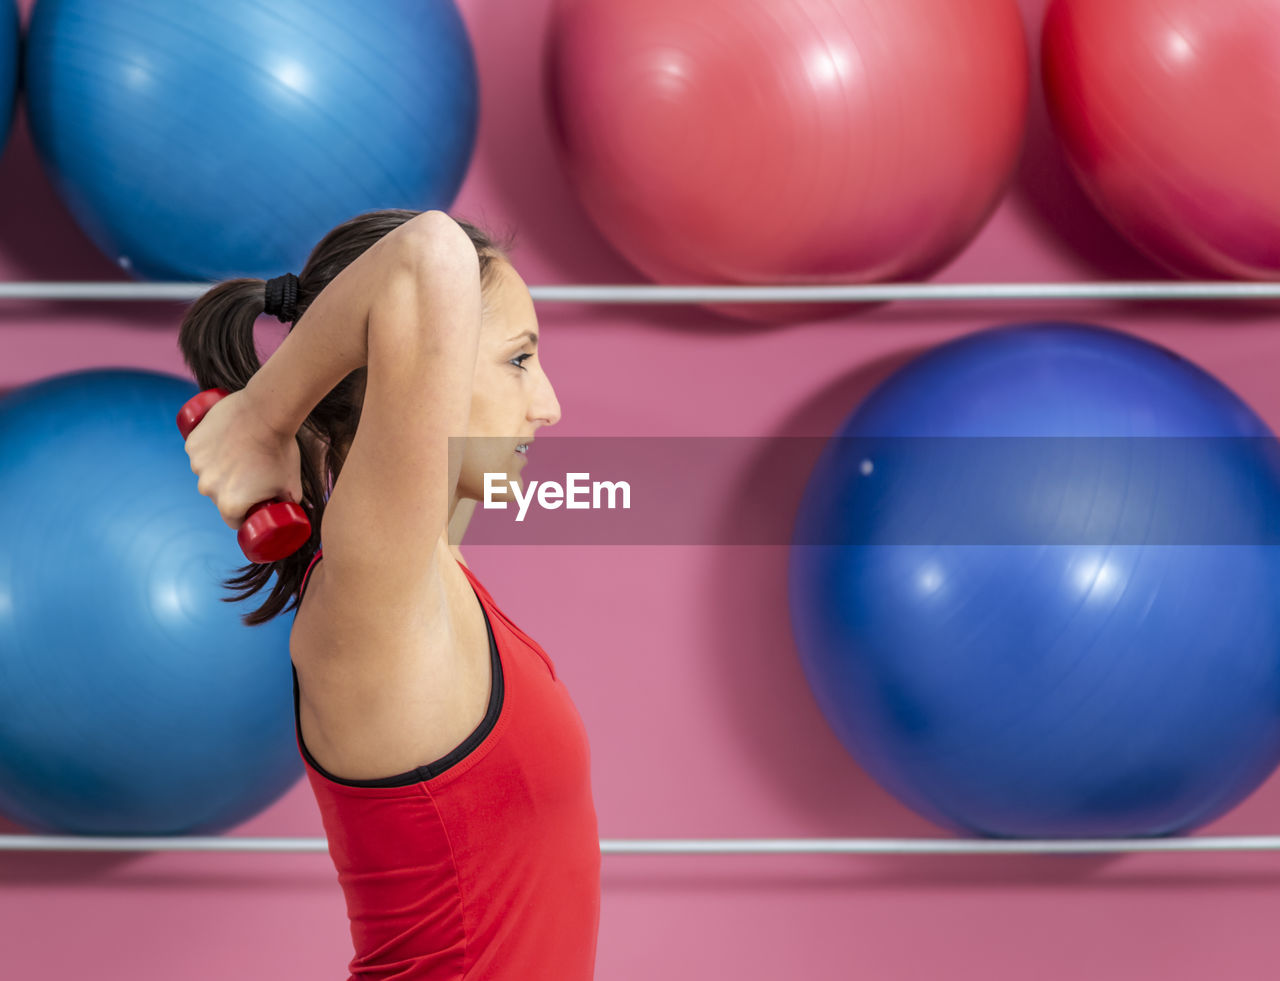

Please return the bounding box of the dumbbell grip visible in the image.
[176,388,312,563]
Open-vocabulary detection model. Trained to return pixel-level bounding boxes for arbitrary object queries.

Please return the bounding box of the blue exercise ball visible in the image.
[789,322,1280,838]
[22,0,478,280]
[0,370,299,835]
[0,0,16,155]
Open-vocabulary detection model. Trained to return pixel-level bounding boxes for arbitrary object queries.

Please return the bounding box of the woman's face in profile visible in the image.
[457,258,561,502]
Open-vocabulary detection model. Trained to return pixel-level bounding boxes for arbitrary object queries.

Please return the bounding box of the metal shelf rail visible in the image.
[0,281,1279,304]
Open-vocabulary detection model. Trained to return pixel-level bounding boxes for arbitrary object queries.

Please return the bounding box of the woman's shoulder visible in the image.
[289,544,496,781]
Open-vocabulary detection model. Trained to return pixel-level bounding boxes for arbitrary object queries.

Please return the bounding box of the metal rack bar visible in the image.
[0,281,1278,304]
[3,834,1279,855]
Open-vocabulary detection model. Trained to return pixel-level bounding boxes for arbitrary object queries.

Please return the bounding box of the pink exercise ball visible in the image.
[546,0,1029,321]
[1043,0,1280,280]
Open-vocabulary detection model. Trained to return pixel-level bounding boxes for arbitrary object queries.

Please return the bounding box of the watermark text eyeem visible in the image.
[483,472,632,522]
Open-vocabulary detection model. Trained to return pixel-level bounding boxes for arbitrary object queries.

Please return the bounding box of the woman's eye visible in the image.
[510,353,532,371]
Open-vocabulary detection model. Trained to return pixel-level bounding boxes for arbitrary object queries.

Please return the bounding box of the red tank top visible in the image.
[292,548,601,979]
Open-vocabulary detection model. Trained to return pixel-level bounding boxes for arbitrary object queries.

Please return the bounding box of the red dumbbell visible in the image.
[176,388,312,563]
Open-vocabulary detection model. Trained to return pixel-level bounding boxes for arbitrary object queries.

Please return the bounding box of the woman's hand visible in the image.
[182,388,304,530]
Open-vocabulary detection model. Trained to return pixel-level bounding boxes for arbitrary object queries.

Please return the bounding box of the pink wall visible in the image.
[4,0,1280,978]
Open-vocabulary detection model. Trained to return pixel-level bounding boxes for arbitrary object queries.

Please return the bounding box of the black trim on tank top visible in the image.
[292,557,504,788]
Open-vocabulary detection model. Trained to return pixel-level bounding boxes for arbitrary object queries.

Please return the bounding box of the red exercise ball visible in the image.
[546,0,1028,321]
[1043,0,1280,280]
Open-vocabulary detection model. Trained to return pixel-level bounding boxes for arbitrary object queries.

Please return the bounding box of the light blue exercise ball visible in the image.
[789,322,1280,838]
[0,0,16,155]
[0,370,300,835]
[22,0,478,280]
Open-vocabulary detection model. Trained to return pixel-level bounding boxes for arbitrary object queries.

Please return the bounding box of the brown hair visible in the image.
[177,209,512,626]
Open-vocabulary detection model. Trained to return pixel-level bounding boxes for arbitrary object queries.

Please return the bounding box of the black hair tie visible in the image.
[263,273,300,324]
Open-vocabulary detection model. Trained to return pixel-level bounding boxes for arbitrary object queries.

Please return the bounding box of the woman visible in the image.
[178,209,600,980]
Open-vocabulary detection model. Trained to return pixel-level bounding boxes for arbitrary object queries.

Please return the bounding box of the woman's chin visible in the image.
[484,466,520,492]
